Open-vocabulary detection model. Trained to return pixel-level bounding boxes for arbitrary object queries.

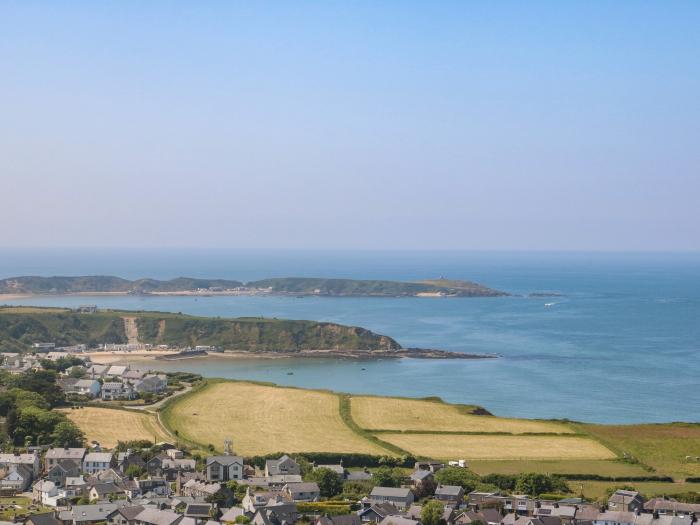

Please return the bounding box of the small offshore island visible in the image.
[0,274,508,298]
[0,306,493,360]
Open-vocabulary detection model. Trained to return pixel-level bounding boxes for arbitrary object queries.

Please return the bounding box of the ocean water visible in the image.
[1,249,699,424]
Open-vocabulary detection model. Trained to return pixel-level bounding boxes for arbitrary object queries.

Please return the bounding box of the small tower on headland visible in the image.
[224,438,233,456]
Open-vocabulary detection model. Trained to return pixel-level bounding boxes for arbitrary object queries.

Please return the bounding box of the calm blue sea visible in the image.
[1,249,699,424]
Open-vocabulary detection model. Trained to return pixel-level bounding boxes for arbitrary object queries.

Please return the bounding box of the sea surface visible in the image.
[1,249,699,424]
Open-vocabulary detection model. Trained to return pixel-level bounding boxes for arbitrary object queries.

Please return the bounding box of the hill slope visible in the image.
[0,307,400,353]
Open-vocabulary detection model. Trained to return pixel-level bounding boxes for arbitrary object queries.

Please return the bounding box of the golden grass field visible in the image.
[61,407,171,447]
[377,433,616,460]
[162,381,388,456]
[351,395,573,434]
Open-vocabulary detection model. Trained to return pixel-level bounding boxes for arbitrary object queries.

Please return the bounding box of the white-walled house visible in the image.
[83,452,114,474]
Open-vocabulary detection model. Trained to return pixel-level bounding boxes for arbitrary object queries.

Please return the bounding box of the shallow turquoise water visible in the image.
[2,250,699,423]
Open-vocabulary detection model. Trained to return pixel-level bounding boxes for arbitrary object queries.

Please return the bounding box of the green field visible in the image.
[575,422,700,479]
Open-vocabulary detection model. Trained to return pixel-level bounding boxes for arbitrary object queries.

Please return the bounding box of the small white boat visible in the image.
[544,302,555,307]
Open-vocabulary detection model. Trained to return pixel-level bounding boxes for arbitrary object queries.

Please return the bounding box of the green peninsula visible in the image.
[0,275,507,297]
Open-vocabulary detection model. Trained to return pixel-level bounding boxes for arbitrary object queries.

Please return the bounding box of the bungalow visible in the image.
[83,451,115,474]
[369,487,415,510]
[135,477,169,497]
[358,503,401,523]
[206,455,244,482]
[27,512,63,525]
[283,482,320,502]
[378,517,419,525]
[61,502,126,525]
[45,447,86,470]
[133,507,184,525]
[106,365,129,378]
[316,515,361,525]
[135,375,168,394]
[435,485,465,505]
[184,503,214,521]
[220,507,246,524]
[107,505,145,525]
[265,455,300,476]
[89,482,125,501]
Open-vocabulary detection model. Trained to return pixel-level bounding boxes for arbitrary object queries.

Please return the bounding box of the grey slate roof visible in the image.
[370,487,412,498]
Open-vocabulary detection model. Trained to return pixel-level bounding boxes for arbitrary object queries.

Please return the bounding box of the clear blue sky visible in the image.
[1,1,698,251]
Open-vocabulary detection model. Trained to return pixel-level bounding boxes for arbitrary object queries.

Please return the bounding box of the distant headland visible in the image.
[0,306,495,360]
[0,275,508,298]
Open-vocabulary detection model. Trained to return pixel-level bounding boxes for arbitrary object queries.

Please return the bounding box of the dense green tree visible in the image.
[372,466,405,488]
[514,473,569,496]
[308,467,343,498]
[435,467,480,491]
[52,420,85,447]
[421,500,445,525]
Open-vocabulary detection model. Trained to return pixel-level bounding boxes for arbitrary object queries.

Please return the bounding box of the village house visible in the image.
[102,382,136,400]
[83,451,115,474]
[0,463,34,493]
[409,468,435,489]
[608,491,645,513]
[206,455,244,482]
[71,379,102,398]
[368,487,415,510]
[180,478,233,505]
[0,451,41,476]
[65,476,88,498]
[46,459,81,487]
[265,455,300,476]
[33,480,65,507]
[283,482,320,502]
[89,481,125,501]
[644,498,700,517]
[45,447,86,470]
[435,485,465,505]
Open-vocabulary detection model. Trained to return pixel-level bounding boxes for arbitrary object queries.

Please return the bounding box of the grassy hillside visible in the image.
[135,315,400,351]
[0,275,243,294]
[0,307,400,352]
[247,277,507,297]
[0,307,127,351]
